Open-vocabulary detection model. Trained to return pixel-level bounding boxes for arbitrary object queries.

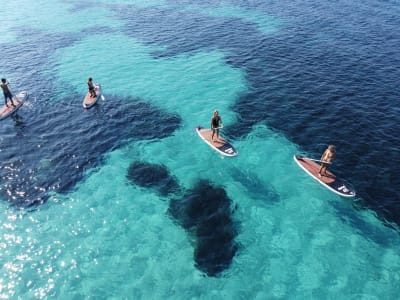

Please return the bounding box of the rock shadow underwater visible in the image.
[126,162,240,276]
[168,179,240,277]
[126,161,180,196]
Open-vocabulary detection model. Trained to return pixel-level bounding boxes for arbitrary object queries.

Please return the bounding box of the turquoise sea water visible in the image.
[1,0,400,299]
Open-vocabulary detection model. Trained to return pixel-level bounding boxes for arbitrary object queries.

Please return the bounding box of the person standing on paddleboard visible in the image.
[1,78,16,107]
[211,110,223,141]
[318,145,336,177]
[87,77,96,98]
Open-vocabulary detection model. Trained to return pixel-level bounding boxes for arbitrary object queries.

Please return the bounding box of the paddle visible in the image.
[211,124,224,130]
[305,157,332,164]
[94,83,105,101]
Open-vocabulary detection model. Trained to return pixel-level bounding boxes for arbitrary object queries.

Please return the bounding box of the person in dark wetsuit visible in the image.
[210,110,223,141]
[87,77,96,98]
[1,78,16,107]
[318,145,336,177]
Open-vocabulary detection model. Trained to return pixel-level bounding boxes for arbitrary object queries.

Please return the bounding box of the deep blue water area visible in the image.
[0,96,180,207]
[1,0,398,225]
[117,0,400,226]
[1,0,400,293]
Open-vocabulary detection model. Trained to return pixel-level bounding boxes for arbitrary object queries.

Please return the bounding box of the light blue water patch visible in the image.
[0,3,22,43]
[0,22,17,44]
[96,0,168,8]
[2,0,400,297]
[2,124,400,298]
[0,0,122,35]
[180,3,282,34]
[122,125,400,297]
[53,33,247,126]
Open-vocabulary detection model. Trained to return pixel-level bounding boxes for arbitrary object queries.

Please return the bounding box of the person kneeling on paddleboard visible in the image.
[1,78,16,107]
[87,77,96,98]
[211,110,223,141]
[318,145,336,177]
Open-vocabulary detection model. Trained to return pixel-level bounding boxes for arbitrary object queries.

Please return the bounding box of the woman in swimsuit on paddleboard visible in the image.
[210,110,223,141]
[87,77,96,98]
[1,78,16,107]
[319,145,336,177]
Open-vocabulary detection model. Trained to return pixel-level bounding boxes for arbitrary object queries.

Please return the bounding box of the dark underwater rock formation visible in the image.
[168,179,239,277]
[127,161,179,196]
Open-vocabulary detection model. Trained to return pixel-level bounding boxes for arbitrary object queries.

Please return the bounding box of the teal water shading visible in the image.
[0,0,123,36]
[52,33,246,126]
[97,0,168,8]
[2,125,400,298]
[0,22,17,44]
[1,0,400,298]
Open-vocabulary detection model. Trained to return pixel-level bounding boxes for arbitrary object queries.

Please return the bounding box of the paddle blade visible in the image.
[101,95,105,101]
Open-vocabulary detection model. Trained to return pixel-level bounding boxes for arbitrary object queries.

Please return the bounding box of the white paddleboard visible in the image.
[0,91,28,121]
[195,126,238,157]
[83,83,102,109]
[294,154,356,197]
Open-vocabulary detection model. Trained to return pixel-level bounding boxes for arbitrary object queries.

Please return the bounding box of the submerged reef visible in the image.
[127,161,179,196]
[169,179,239,276]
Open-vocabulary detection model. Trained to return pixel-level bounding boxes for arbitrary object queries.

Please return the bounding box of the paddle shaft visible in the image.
[94,83,105,100]
[307,157,332,164]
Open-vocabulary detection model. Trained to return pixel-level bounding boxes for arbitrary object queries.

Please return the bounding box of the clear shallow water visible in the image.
[1,0,400,298]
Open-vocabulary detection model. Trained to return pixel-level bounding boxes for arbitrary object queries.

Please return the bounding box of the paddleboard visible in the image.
[294,154,356,197]
[195,126,238,157]
[0,91,28,121]
[83,83,101,109]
